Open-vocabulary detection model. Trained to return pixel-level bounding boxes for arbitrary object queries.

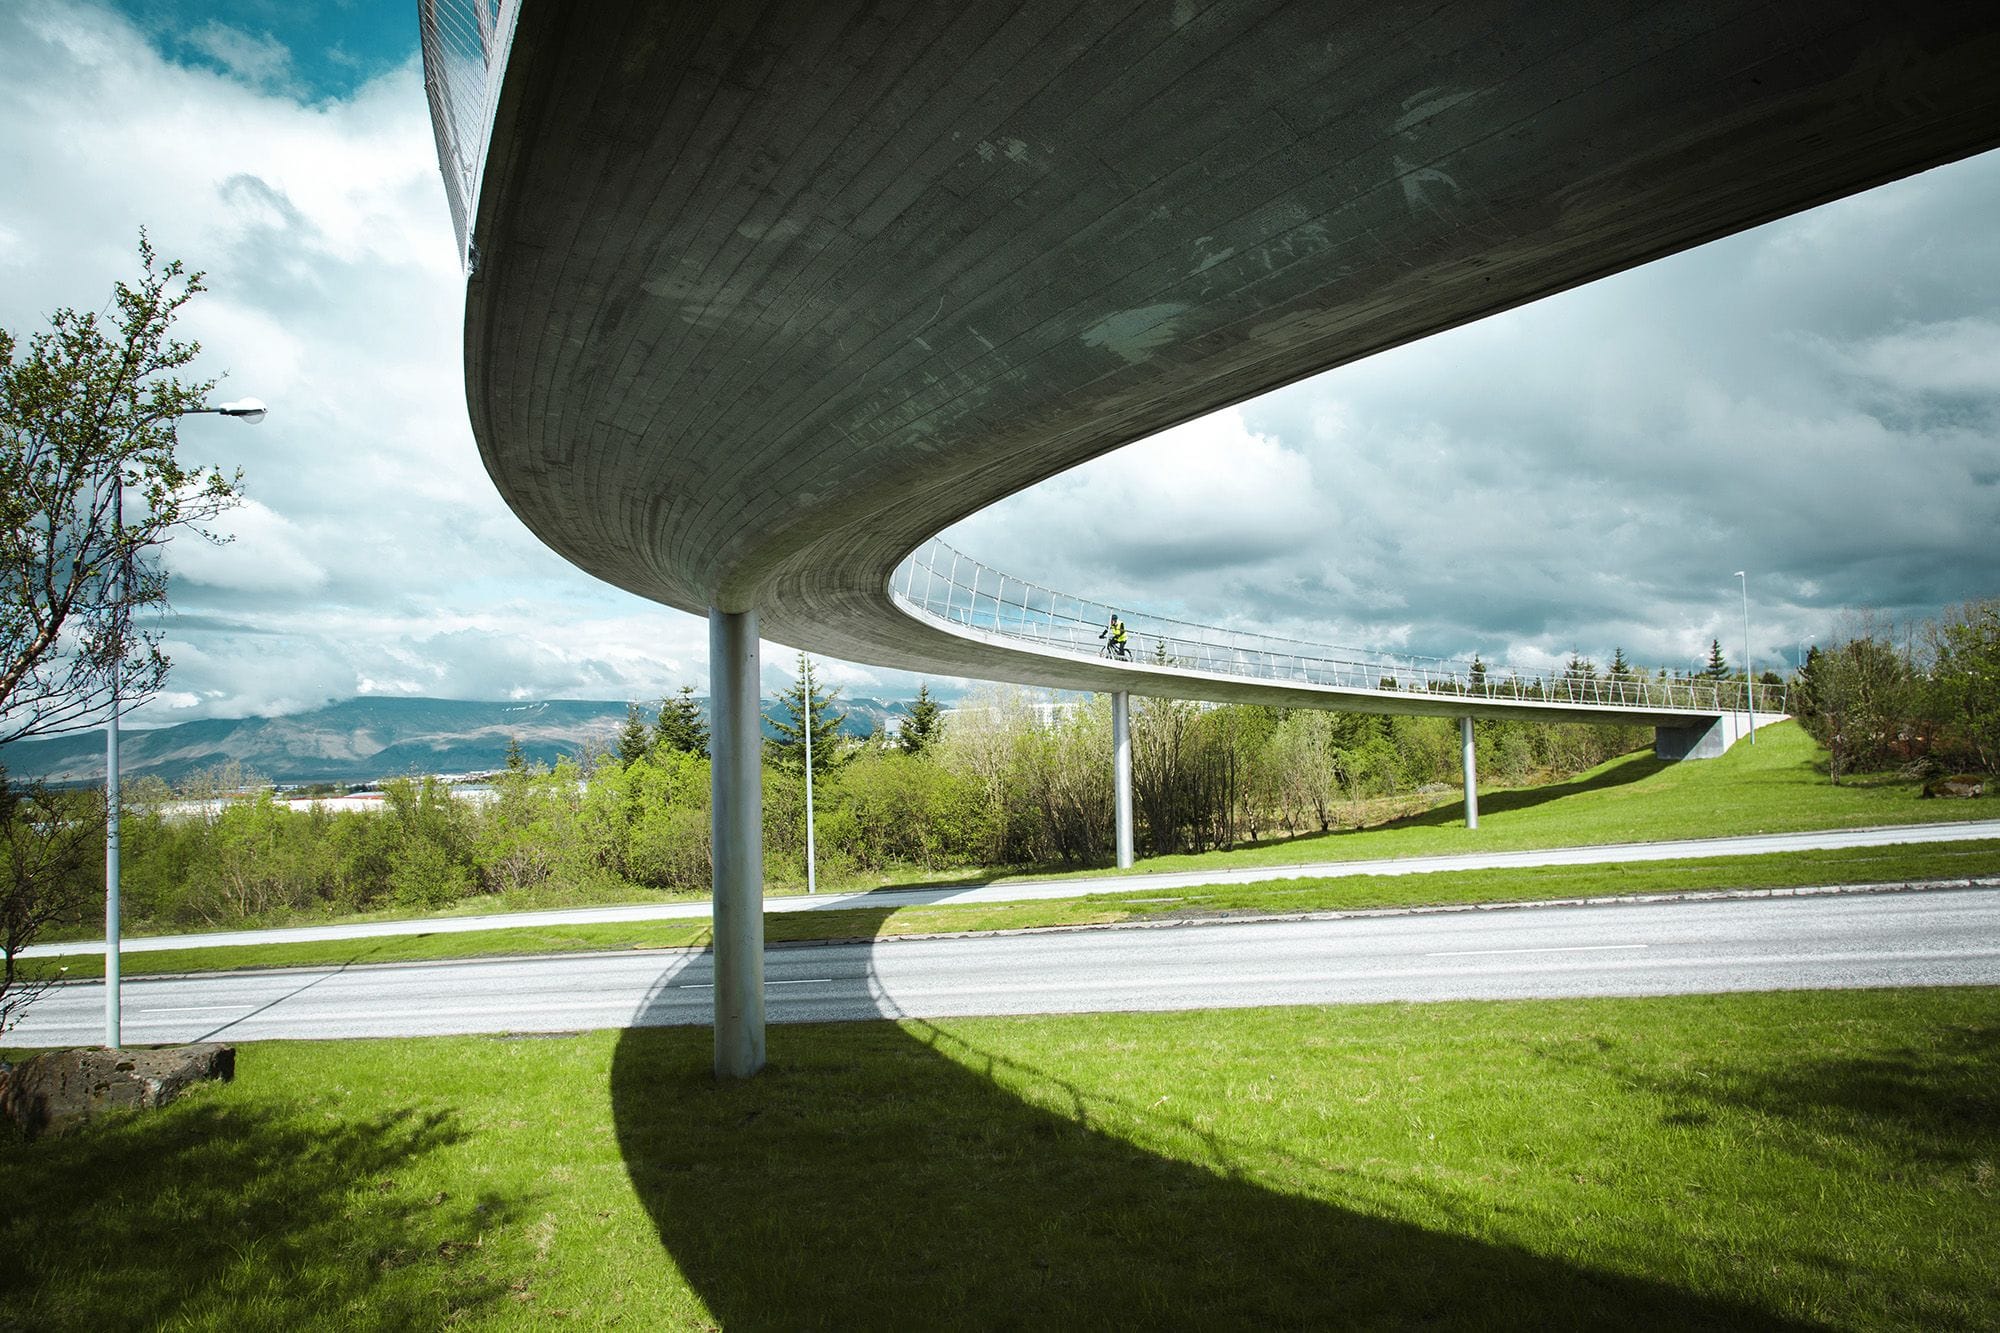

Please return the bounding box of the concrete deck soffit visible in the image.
[463,2,2000,700]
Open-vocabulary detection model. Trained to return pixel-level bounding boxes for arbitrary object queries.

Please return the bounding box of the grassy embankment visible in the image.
[1068,719,1998,878]
[4,987,1995,1328]
[22,721,1999,979]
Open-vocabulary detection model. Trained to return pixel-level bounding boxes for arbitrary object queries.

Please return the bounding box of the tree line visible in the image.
[1791,601,2000,782]
[6,670,1656,941]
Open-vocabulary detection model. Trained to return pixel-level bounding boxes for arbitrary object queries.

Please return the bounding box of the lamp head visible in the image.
[218,397,268,424]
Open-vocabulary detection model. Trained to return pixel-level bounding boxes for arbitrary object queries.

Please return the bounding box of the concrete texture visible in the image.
[1655,711,1789,761]
[461,4,2000,703]
[707,608,766,1078]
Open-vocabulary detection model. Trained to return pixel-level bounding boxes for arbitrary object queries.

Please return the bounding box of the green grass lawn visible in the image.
[4,987,1994,1329]
[23,838,2000,982]
[1041,721,1998,881]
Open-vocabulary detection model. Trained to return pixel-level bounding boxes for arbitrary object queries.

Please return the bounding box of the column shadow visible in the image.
[610,912,1807,1328]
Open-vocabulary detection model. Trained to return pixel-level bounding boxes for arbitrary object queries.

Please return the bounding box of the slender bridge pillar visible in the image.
[1460,716,1479,831]
[709,607,766,1079]
[1112,691,1134,869]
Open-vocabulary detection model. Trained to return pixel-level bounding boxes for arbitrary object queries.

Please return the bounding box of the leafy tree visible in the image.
[1705,639,1729,679]
[617,702,651,767]
[1019,694,1110,864]
[1,234,243,745]
[379,777,475,909]
[2,772,103,1032]
[1794,623,1912,783]
[766,653,847,777]
[1924,599,2000,772]
[0,235,245,1027]
[654,684,709,759]
[835,749,985,871]
[898,682,943,755]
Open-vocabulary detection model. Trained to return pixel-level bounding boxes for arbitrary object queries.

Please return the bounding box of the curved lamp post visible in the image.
[104,398,268,1048]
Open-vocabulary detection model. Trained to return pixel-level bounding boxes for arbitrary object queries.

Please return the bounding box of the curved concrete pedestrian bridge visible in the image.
[420,2,2000,1073]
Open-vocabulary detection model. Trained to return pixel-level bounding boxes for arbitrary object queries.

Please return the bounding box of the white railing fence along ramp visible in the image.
[419,0,518,270]
[892,539,1784,716]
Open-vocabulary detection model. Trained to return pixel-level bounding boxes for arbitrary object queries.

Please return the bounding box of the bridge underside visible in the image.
[455,3,2000,1078]
[467,1,1999,688]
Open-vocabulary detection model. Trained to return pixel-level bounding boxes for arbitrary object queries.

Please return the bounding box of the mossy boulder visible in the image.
[0,1043,234,1138]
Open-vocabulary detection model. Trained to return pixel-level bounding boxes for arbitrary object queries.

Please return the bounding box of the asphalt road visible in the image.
[10,886,1996,1047]
[25,819,2000,958]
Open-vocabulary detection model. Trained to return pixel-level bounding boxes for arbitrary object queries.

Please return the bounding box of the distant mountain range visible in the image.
[0,694,921,788]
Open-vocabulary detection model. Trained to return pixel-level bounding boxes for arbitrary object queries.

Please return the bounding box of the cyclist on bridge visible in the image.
[1100,613,1131,660]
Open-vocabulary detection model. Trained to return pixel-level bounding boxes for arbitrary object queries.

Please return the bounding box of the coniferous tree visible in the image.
[616,702,651,767]
[766,654,847,776]
[899,682,943,755]
[1468,655,1487,693]
[1609,647,1631,680]
[1705,638,1729,679]
[503,735,527,773]
[654,684,709,758]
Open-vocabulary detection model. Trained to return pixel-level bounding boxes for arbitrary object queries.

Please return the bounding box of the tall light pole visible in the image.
[1734,570,1754,747]
[801,656,817,896]
[104,398,266,1048]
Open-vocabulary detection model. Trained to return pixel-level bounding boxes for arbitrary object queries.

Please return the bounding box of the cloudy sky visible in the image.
[4,1,1996,726]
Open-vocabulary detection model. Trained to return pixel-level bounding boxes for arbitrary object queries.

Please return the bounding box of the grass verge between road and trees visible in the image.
[4,986,1995,1328]
[18,839,2000,982]
[30,720,1997,954]
[1047,721,2000,880]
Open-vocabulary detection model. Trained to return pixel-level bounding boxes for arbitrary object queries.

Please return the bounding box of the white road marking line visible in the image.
[1426,944,1650,957]
[137,1005,255,1013]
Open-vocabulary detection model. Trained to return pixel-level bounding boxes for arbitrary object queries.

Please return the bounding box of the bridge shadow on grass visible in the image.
[1392,753,1673,830]
[612,909,1803,1329]
[0,1098,525,1330]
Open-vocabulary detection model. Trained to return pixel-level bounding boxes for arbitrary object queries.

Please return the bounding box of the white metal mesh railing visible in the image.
[419,0,518,270]
[891,538,1784,716]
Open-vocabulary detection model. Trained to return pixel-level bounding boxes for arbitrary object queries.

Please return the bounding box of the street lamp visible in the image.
[104,397,267,1048]
[1734,570,1754,747]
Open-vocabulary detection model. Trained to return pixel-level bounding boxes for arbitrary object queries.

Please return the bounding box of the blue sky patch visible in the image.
[109,0,417,101]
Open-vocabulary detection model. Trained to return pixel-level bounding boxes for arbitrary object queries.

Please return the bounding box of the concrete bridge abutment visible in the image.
[1655,712,1788,761]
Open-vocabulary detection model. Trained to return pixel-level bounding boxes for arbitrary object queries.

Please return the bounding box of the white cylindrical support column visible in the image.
[1112,691,1134,869]
[1460,715,1478,831]
[709,608,766,1079]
